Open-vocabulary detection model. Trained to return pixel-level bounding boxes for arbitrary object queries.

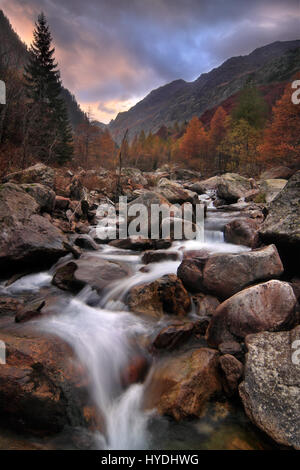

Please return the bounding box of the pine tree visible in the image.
[24,12,73,163]
[232,80,267,129]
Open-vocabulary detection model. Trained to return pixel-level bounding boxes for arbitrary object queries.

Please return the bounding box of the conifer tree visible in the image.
[24,12,73,163]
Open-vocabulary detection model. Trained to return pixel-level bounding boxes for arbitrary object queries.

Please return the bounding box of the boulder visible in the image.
[141,250,179,264]
[156,178,196,204]
[144,348,222,420]
[109,237,171,251]
[206,280,297,347]
[192,293,220,317]
[224,218,261,248]
[152,321,202,351]
[0,183,67,271]
[178,245,283,298]
[260,166,294,180]
[0,330,90,434]
[202,245,283,299]
[258,179,287,203]
[219,354,243,396]
[259,171,300,247]
[177,256,207,293]
[20,184,56,213]
[187,176,220,194]
[239,327,300,449]
[127,274,191,319]
[120,167,148,186]
[52,254,130,294]
[216,173,253,203]
[3,163,55,188]
[74,234,99,251]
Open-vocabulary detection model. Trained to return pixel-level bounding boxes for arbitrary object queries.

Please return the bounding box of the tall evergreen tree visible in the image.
[24,12,73,163]
[232,80,267,129]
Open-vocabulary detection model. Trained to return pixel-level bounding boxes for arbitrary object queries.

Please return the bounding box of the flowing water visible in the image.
[1,207,270,450]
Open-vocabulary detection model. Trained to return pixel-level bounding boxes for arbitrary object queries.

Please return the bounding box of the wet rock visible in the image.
[0,183,67,271]
[20,184,56,213]
[152,321,199,351]
[206,280,297,347]
[0,297,23,317]
[52,254,130,294]
[141,250,179,264]
[109,237,171,251]
[15,300,45,323]
[144,348,222,420]
[258,179,287,203]
[192,293,220,317]
[260,166,294,180]
[3,163,55,189]
[217,173,253,203]
[224,218,261,248]
[156,178,197,204]
[121,355,149,386]
[239,327,300,449]
[202,244,283,299]
[127,274,191,319]
[74,234,99,251]
[177,256,207,293]
[0,330,90,434]
[178,245,283,298]
[219,354,243,396]
[259,171,300,248]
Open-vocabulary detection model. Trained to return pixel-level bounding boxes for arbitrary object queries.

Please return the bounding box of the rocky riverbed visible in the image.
[0,163,299,450]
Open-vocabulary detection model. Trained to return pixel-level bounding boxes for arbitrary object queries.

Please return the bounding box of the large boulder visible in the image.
[3,163,55,189]
[259,171,300,247]
[258,179,287,203]
[206,280,297,347]
[178,245,283,298]
[20,184,56,213]
[217,173,253,203]
[0,183,67,271]
[127,274,191,319]
[144,348,222,420]
[120,167,148,186]
[239,327,300,449]
[224,218,261,248]
[52,254,130,294]
[260,166,294,180]
[156,178,197,204]
[152,321,202,352]
[187,176,220,194]
[0,330,90,434]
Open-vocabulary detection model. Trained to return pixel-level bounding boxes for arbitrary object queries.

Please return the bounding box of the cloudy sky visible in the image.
[1,0,299,122]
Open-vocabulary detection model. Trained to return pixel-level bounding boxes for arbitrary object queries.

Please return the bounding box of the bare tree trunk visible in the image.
[115,129,129,200]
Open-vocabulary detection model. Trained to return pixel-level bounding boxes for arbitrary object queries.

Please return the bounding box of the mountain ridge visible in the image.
[109,39,300,143]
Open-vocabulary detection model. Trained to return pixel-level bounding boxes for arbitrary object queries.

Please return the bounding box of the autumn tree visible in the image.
[179,116,208,170]
[259,75,300,167]
[208,106,228,172]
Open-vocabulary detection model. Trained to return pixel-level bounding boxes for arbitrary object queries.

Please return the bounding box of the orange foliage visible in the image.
[179,116,209,169]
[259,74,300,167]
